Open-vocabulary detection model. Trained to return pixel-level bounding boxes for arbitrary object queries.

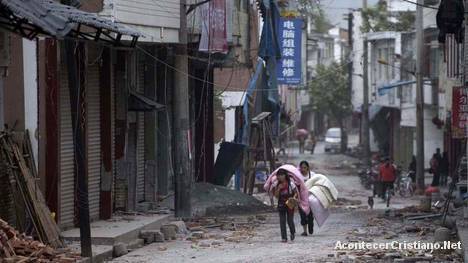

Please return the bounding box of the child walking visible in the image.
[274,169,298,242]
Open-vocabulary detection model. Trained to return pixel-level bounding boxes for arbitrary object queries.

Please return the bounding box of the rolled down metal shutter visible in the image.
[136,113,145,202]
[87,59,101,221]
[59,65,75,228]
[136,59,145,202]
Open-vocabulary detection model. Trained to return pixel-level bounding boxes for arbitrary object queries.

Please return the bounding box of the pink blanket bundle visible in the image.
[263,164,311,215]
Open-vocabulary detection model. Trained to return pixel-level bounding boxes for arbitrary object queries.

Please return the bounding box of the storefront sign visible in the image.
[277,18,302,85]
[452,86,468,138]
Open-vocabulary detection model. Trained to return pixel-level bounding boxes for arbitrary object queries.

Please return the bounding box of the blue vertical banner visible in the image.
[277,18,303,85]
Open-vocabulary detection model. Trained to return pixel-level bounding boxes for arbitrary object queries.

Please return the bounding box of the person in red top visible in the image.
[379,157,396,199]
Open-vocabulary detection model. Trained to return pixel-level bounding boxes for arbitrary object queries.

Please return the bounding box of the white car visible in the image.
[324,128,341,153]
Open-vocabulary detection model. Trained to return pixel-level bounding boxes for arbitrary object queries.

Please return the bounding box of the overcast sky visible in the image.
[319,0,380,28]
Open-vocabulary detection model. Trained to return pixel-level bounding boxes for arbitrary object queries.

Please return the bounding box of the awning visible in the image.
[0,0,142,47]
[128,90,165,112]
[377,80,416,96]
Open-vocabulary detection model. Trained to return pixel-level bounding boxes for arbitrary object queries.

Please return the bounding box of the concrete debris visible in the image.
[207,234,225,239]
[334,198,362,206]
[191,231,206,239]
[224,236,243,243]
[404,226,421,233]
[139,231,155,244]
[383,252,401,259]
[220,223,236,231]
[157,246,167,251]
[198,241,211,248]
[0,219,80,262]
[168,221,188,235]
[383,231,398,239]
[333,213,463,263]
[159,183,271,217]
[433,227,451,243]
[113,243,128,257]
[211,240,223,246]
[160,225,177,241]
[154,230,165,243]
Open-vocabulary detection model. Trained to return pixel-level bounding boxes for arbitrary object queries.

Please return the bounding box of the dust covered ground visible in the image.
[108,140,463,263]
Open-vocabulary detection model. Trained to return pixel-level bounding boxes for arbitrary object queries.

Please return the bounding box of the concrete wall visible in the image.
[101,0,180,43]
[23,39,38,166]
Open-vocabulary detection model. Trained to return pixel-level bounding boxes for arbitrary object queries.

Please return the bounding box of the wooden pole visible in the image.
[174,0,192,218]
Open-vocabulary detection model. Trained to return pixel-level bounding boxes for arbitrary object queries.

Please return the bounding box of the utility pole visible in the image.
[362,0,371,167]
[174,0,192,218]
[415,0,425,192]
[346,12,353,94]
[61,0,92,258]
[464,0,468,190]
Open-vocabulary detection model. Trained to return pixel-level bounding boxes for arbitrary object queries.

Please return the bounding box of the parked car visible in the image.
[324,128,341,153]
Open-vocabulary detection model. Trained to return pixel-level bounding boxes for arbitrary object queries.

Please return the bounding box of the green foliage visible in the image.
[296,1,331,34]
[361,1,415,33]
[311,7,331,34]
[308,62,352,125]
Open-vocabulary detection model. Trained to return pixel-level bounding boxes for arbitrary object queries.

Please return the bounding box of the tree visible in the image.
[361,0,415,33]
[308,62,352,152]
[296,1,331,34]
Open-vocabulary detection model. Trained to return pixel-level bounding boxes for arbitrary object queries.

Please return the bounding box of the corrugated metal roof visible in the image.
[0,0,141,42]
[0,0,72,37]
[42,0,141,37]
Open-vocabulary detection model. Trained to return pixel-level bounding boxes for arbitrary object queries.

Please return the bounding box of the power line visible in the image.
[400,0,438,10]
[137,43,366,95]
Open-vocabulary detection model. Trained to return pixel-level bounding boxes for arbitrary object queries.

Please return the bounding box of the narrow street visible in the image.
[1,1,468,263]
[108,139,462,263]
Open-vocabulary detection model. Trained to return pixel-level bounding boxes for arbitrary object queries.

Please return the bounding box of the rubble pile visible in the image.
[184,215,267,248]
[159,183,272,217]
[333,216,463,262]
[334,198,362,206]
[0,219,80,262]
[331,198,367,211]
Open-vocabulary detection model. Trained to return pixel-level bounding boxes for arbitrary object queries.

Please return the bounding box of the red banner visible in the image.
[452,86,468,138]
[199,0,228,53]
